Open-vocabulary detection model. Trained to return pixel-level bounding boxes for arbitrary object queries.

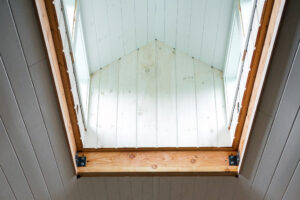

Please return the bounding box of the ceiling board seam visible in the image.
[174,0,179,148]
[0,117,32,199]
[262,108,300,199]
[120,0,126,56]
[250,42,299,186]
[3,2,63,197]
[135,49,139,148]
[91,0,102,70]
[147,0,149,42]
[28,66,68,196]
[212,69,220,147]
[211,0,225,68]
[199,0,208,60]
[134,0,137,49]
[163,0,166,42]
[106,0,113,64]
[281,160,300,199]
[187,0,193,56]
[115,58,120,148]
[96,71,101,148]
[0,164,17,200]
[0,56,51,199]
[83,0,232,72]
[192,58,199,147]
[155,40,158,147]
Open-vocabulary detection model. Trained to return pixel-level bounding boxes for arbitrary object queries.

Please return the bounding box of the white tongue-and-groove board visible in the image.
[80,0,234,73]
[84,41,231,148]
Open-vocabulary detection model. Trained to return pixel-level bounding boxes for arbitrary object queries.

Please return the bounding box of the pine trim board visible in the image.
[77,151,238,176]
[35,0,283,175]
[237,0,286,169]
[232,0,278,149]
[35,0,81,174]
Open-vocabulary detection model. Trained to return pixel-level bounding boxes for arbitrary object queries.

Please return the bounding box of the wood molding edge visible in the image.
[34,0,82,173]
[232,0,279,150]
[238,0,285,171]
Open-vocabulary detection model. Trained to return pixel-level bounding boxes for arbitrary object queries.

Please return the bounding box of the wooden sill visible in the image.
[77,151,238,176]
[35,0,283,176]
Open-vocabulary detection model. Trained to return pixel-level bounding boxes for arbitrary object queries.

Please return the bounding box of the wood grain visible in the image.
[77,151,238,176]
[34,0,81,171]
[232,0,276,150]
[238,0,285,164]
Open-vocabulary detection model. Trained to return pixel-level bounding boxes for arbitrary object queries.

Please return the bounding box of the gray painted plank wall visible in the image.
[0,166,16,200]
[0,0,299,199]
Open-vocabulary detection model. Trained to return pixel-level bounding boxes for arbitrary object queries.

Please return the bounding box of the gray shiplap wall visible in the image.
[0,0,299,199]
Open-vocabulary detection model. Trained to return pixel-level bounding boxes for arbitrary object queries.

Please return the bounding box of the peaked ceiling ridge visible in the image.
[80,0,233,73]
[91,39,220,77]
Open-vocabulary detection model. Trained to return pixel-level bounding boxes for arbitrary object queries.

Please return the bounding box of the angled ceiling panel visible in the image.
[80,0,234,73]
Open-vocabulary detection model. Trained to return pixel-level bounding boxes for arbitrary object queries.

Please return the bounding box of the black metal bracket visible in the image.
[229,153,240,166]
[75,154,86,167]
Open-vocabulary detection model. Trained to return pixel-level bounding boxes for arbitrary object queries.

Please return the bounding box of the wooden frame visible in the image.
[35,0,79,174]
[237,0,285,169]
[232,0,284,150]
[35,0,284,176]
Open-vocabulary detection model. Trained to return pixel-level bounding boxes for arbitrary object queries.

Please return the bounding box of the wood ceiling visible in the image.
[80,0,234,73]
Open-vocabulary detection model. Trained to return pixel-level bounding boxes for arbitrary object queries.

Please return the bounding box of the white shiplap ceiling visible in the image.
[80,0,234,73]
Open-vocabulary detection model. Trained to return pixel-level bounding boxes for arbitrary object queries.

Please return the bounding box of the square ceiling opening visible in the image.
[58,0,258,149]
[37,0,283,175]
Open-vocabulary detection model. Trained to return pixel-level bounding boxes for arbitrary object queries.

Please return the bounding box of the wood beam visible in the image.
[77,151,238,176]
[35,0,83,153]
[34,0,84,173]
